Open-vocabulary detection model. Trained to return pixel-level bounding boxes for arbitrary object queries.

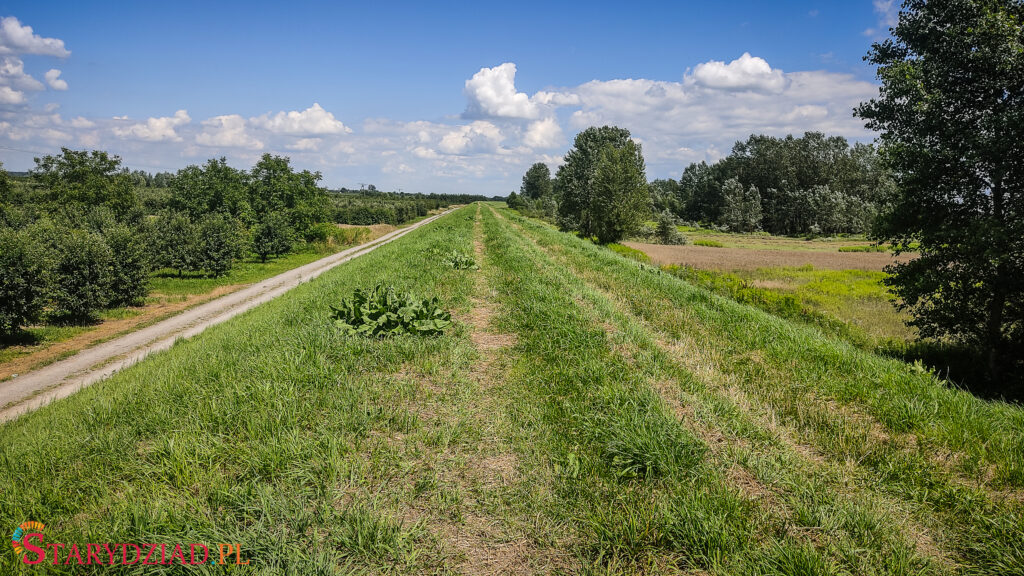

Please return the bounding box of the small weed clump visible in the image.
[442,250,479,270]
[331,283,451,337]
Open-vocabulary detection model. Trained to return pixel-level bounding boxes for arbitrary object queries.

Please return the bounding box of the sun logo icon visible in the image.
[11,522,44,557]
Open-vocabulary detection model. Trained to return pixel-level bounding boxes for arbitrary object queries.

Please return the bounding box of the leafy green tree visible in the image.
[520,163,552,200]
[590,140,651,244]
[649,178,683,216]
[556,126,634,237]
[197,214,239,277]
[31,148,137,218]
[0,228,48,336]
[102,224,151,306]
[680,161,724,223]
[152,211,200,276]
[506,191,526,210]
[856,0,1024,382]
[252,212,293,262]
[0,161,10,204]
[721,178,762,233]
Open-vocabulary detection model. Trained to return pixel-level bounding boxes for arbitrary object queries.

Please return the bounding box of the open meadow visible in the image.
[1,203,1021,574]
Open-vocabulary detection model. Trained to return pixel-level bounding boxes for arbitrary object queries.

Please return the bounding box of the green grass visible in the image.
[664,265,914,347]
[839,244,889,253]
[693,239,725,248]
[0,203,1021,574]
[148,246,340,297]
[607,242,650,263]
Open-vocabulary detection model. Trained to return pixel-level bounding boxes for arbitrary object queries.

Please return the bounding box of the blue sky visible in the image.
[0,1,896,194]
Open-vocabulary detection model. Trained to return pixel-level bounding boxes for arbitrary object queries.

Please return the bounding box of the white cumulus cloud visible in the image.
[69,116,95,128]
[0,56,44,91]
[0,85,24,104]
[113,109,190,142]
[196,114,263,149]
[44,69,67,90]
[250,103,350,135]
[690,52,788,93]
[523,117,563,149]
[438,120,503,154]
[464,63,539,119]
[286,137,322,151]
[0,16,70,57]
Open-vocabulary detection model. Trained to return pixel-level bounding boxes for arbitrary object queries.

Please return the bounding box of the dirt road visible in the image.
[0,209,453,422]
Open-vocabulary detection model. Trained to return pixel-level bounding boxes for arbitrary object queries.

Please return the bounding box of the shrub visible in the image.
[331,284,451,337]
[656,212,688,245]
[0,228,48,336]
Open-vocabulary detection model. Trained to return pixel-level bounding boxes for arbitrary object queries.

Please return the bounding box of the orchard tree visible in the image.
[169,157,249,219]
[590,140,651,244]
[102,224,150,306]
[0,228,48,336]
[856,0,1024,383]
[556,125,635,238]
[252,212,293,262]
[31,149,136,218]
[45,228,115,321]
[153,211,200,276]
[520,163,552,200]
[197,214,239,277]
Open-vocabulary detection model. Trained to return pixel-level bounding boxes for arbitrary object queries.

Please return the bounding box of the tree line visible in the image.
[512,130,893,241]
[0,150,323,335]
[329,190,495,226]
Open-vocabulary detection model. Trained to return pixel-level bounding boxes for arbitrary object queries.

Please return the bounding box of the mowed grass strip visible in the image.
[503,207,1024,574]
[493,208,950,575]
[480,205,896,574]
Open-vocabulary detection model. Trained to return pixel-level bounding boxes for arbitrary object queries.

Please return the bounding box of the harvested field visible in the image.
[625,241,916,271]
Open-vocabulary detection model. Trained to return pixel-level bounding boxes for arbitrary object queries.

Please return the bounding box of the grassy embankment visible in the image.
[0,203,1021,574]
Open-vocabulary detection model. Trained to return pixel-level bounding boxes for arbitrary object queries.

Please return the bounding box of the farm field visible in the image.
[623,241,913,271]
[623,230,918,350]
[0,203,1021,574]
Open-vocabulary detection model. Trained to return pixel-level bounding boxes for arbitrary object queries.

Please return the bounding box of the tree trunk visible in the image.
[986,178,1007,383]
